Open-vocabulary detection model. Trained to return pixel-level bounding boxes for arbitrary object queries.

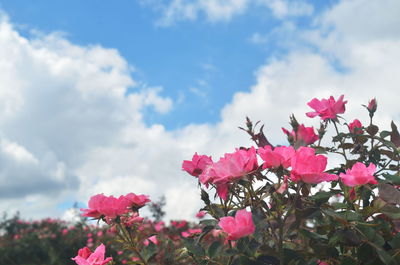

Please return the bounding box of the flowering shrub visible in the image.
[69,95,400,265]
[5,95,400,264]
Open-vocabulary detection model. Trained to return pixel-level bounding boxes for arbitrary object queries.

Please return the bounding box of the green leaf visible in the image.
[388,232,400,249]
[207,241,222,259]
[201,189,211,206]
[183,238,205,257]
[283,248,302,264]
[390,121,400,147]
[379,183,400,204]
[207,204,225,219]
[141,241,157,262]
[299,229,327,241]
[199,219,218,227]
[224,248,240,257]
[310,191,333,206]
[380,131,391,139]
[340,257,356,265]
[381,204,400,219]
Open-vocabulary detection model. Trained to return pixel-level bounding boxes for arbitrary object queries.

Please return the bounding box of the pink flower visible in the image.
[339,162,377,187]
[62,228,69,236]
[182,153,213,177]
[306,95,347,121]
[77,247,92,259]
[258,145,295,169]
[154,221,165,232]
[144,235,158,246]
[290,147,338,184]
[121,213,144,227]
[276,176,289,194]
[317,261,329,265]
[216,183,229,200]
[195,211,206,218]
[204,147,258,184]
[124,193,151,209]
[72,244,113,265]
[367,98,377,113]
[348,119,363,134]
[218,209,255,240]
[81,194,131,219]
[282,124,319,145]
[171,220,187,229]
[199,147,258,200]
[181,228,202,237]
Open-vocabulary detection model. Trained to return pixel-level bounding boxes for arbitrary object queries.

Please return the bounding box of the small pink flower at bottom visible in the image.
[72,244,112,265]
[340,162,377,187]
[218,209,255,240]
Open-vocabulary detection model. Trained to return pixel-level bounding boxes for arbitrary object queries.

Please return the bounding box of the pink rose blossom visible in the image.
[203,147,258,185]
[72,244,113,265]
[306,95,347,121]
[195,211,206,218]
[348,119,363,134]
[121,213,144,227]
[282,124,319,145]
[182,153,213,177]
[181,228,202,237]
[258,145,295,169]
[154,221,165,232]
[77,247,92,259]
[290,147,338,184]
[171,220,187,229]
[124,193,151,209]
[340,162,377,187]
[62,228,69,236]
[144,235,158,246]
[218,209,255,240]
[81,194,131,219]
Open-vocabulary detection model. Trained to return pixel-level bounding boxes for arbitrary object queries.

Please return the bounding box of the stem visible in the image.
[333,121,348,161]
[117,223,148,265]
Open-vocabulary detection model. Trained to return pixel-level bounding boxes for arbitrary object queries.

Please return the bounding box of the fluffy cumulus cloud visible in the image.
[1,0,400,221]
[142,0,313,26]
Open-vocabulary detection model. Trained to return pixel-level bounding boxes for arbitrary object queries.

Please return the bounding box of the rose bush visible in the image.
[70,95,399,265]
[4,95,399,265]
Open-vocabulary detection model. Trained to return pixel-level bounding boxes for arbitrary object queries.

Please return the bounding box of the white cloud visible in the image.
[144,0,313,26]
[257,0,313,19]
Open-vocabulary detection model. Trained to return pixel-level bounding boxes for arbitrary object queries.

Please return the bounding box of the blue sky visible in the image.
[0,0,399,221]
[0,0,337,128]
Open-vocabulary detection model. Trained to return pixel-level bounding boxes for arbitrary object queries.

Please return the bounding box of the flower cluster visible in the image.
[66,94,400,265]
